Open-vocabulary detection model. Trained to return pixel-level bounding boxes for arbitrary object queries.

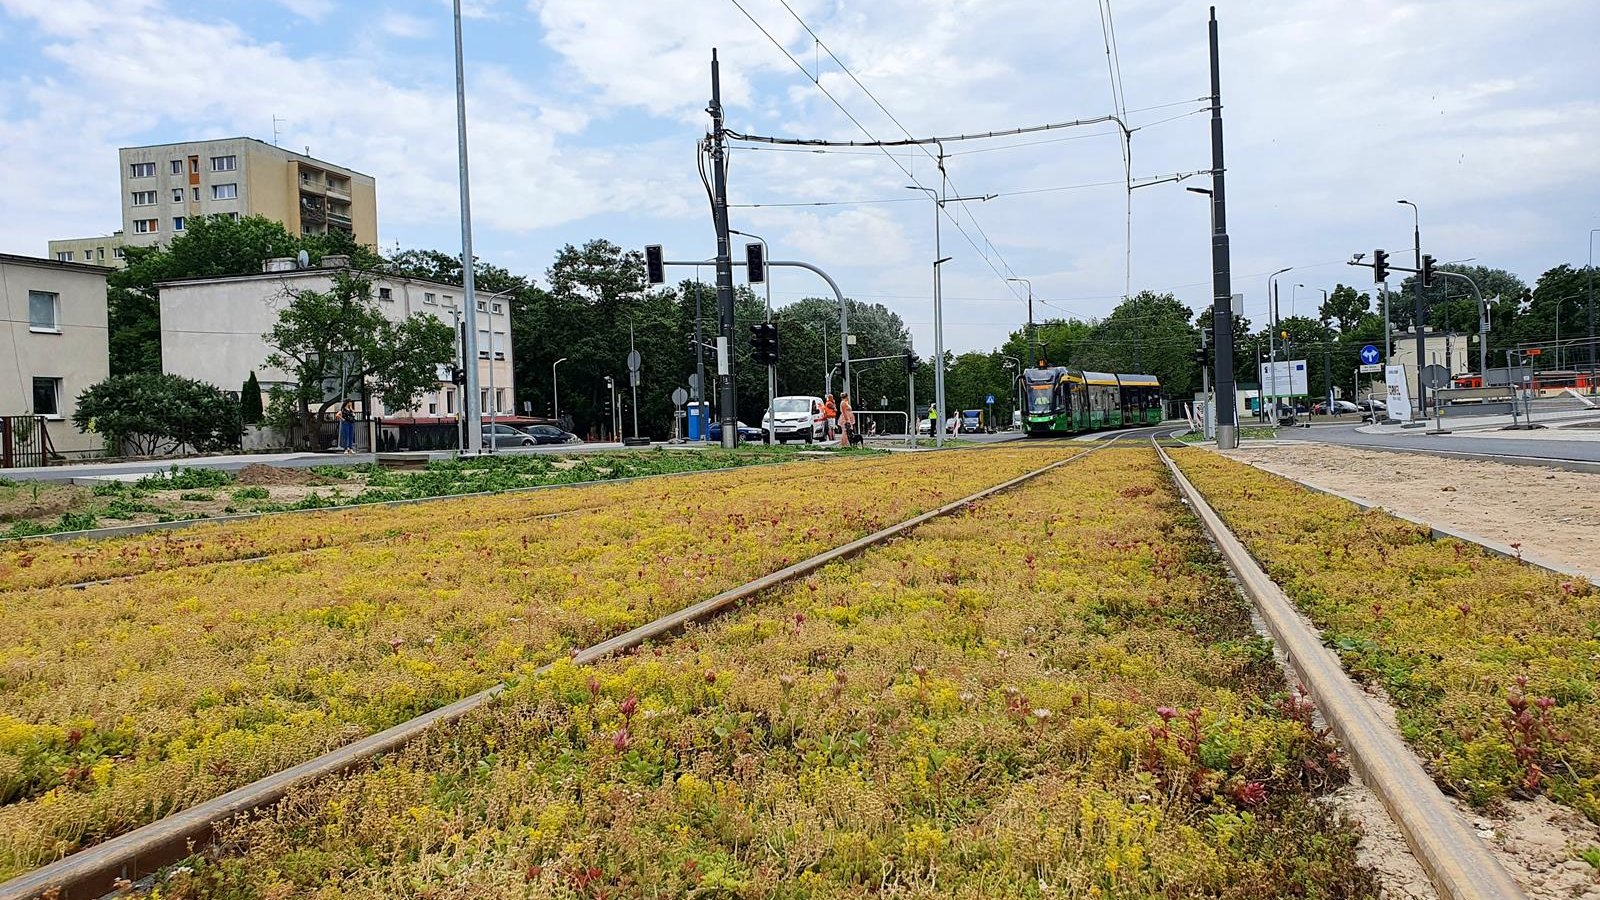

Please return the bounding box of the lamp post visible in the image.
[907,182,995,448]
[551,357,568,424]
[1006,277,1036,363]
[1588,229,1599,394]
[1398,199,1426,416]
[730,228,777,445]
[1267,267,1293,420]
[1002,355,1021,427]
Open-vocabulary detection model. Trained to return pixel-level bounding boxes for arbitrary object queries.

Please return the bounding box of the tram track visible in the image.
[1151,438,1526,900]
[0,440,1115,900]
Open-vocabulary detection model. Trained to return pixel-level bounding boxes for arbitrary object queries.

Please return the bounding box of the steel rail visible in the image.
[1152,439,1526,900]
[0,441,1112,900]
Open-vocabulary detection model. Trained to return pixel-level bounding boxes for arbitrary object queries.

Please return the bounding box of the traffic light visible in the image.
[751,322,779,365]
[450,366,467,386]
[1420,254,1435,287]
[904,350,918,374]
[644,244,665,285]
[1193,346,1208,367]
[745,242,766,284]
[1372,249,1389,283]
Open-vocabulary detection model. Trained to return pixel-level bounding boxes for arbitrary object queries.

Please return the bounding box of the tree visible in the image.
[1077,292,1201,398]
[73,373,241,456]
[241,371,264,425]
[1318,284,1371,333]
[106,215,382,376]
[263,272,456,436]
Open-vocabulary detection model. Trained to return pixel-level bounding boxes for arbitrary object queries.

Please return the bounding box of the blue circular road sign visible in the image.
[1359,344,1380,365]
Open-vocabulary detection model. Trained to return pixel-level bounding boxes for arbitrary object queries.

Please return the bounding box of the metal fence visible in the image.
[0,415,54,469]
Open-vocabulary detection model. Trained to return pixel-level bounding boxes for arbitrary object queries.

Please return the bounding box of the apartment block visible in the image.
[46,233,125,267]
[49,138,378,265]
[157,258,513,421]
[0,254,111,456]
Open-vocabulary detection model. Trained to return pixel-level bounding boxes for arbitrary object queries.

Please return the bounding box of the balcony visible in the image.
[326,211,352,230]
[324,181,351,200]
[298,173,326,194]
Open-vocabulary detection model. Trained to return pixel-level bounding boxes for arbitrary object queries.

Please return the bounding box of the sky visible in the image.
[2,0,1597,355]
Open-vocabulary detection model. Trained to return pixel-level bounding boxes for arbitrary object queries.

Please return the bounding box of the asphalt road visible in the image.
[1277,423,1600,464]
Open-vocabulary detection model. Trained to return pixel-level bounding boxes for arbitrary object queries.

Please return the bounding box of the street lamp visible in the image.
[552,357,568,425]
[1002,355,1021,429]
[1005,277,1036,363]
[729,228,777,445]
[1266,267,1293,420]
[907,183,995,448]
[1397,199,1427,416]
[1588,228,1599,394]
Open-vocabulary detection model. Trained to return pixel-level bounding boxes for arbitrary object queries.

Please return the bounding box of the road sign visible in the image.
[627,349,642,373]
[671,387,688,407]
[689,373,701,394]
[985,394,995,405]
[1420,364,1450,390]
[1359,363,1382,374]
[1359,345,1380,365]
[1259,359,1309,396]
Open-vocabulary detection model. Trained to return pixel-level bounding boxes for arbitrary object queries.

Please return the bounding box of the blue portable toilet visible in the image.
[686,402,709,440]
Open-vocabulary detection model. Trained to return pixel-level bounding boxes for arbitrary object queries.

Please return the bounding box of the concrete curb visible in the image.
[1154,441,1527,900]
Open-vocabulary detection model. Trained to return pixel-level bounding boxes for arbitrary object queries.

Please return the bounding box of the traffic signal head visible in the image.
[1193,346,1207,366]
[1420,254,1435,287]
[644,244,665,285]
[1372,249,1389,283]
[745,242,766,284]
[904,350,917,374]
[751,322,779,365]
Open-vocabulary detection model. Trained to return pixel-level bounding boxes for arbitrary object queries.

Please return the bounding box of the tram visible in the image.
[1021,366,1163,435]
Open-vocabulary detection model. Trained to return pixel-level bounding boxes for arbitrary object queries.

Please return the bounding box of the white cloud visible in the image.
[379,11,430,39]
[272,0,333,22]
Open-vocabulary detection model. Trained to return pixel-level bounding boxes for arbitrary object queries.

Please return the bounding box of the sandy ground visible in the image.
[1220,443,1600,578]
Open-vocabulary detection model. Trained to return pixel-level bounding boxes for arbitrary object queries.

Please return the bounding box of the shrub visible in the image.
[73,373,242,456]
[230,487,269,501]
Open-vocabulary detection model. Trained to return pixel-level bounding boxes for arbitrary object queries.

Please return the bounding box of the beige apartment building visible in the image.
[49,138,378,266]
[0,254,111,457]
[158,257,514,421]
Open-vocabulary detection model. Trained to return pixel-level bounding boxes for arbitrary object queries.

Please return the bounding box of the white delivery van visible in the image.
[764,395,826,443]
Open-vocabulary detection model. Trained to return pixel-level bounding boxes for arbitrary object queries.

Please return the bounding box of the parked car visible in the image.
[481,423,535,447]
[762,395,825,443]
[707,420,768,443]
[1312,400,1359,415]
[522,424,582,445]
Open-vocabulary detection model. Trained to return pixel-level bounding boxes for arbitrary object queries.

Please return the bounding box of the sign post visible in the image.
[627,344,642,439]
[670,387,688,442]
[1384,364,1413,422]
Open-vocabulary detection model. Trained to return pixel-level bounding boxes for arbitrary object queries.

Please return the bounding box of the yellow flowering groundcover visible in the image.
[0,447,1076,878]
[159,448,1375,898]
[1170,448,1600,822]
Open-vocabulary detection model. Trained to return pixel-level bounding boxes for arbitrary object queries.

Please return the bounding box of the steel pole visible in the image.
[1206,7,1238,448]
[1588,228,1598,393]
[707,50,738,449]
[451,0,482,453]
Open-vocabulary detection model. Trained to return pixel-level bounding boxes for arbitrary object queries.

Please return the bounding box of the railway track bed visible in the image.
[4,440,1593,897]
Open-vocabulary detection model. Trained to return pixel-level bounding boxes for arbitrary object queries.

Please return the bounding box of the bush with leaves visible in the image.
[72,373,241,457]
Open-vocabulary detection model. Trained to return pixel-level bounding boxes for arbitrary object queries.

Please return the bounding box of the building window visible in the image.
[173,217,185,231]
[33,378,63,418]
[172,188,184,203]
[378,287,393,301]
[228,212,240,221]
[96,248,105,260]
[427,400,437,415]
[170,160,183,175]
[134,219,158,233]
[493,330,506,360]
[114,247,125,259]
[491,302,503,314]
[495,388,506,413]
[131,190,157,206]
[29,291,60,332]
[211,155,238,172]
[129,162,155,178]
[423,292,437,305]
[480,389,489,411]
[192,187,200,201]
[212,183,238,200]
[476,300,487,313]
[189,157,199,174]
[55,251,73,262]
[444,390,456,414]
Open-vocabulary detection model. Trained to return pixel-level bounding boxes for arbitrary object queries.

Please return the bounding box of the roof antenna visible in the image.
[272,115,285,147]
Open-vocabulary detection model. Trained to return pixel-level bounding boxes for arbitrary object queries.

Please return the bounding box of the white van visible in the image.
[764,395,826,443]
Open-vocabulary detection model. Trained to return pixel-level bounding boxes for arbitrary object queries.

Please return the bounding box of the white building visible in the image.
[157,257,514,420]
[0,254,111,457]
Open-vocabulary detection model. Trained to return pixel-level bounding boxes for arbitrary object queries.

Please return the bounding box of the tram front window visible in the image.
[1027,385,1055,414]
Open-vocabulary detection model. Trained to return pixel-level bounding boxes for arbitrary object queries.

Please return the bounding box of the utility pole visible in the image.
[452,0,483,454]
[1588,229,1598,394]
[707,50,738,449]
[1206,7,1238,449]
[1007,277,1036,363]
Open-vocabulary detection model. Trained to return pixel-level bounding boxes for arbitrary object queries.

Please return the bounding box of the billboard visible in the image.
[1258,359,1308,397]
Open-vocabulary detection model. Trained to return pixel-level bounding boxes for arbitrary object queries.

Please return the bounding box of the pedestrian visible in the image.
[337,400,357,454]
[839,392,856,447]
[822,393,838,442]
[927,404,938,437]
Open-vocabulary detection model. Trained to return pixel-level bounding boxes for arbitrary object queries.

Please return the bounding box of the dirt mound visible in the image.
[234,464,322,486]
